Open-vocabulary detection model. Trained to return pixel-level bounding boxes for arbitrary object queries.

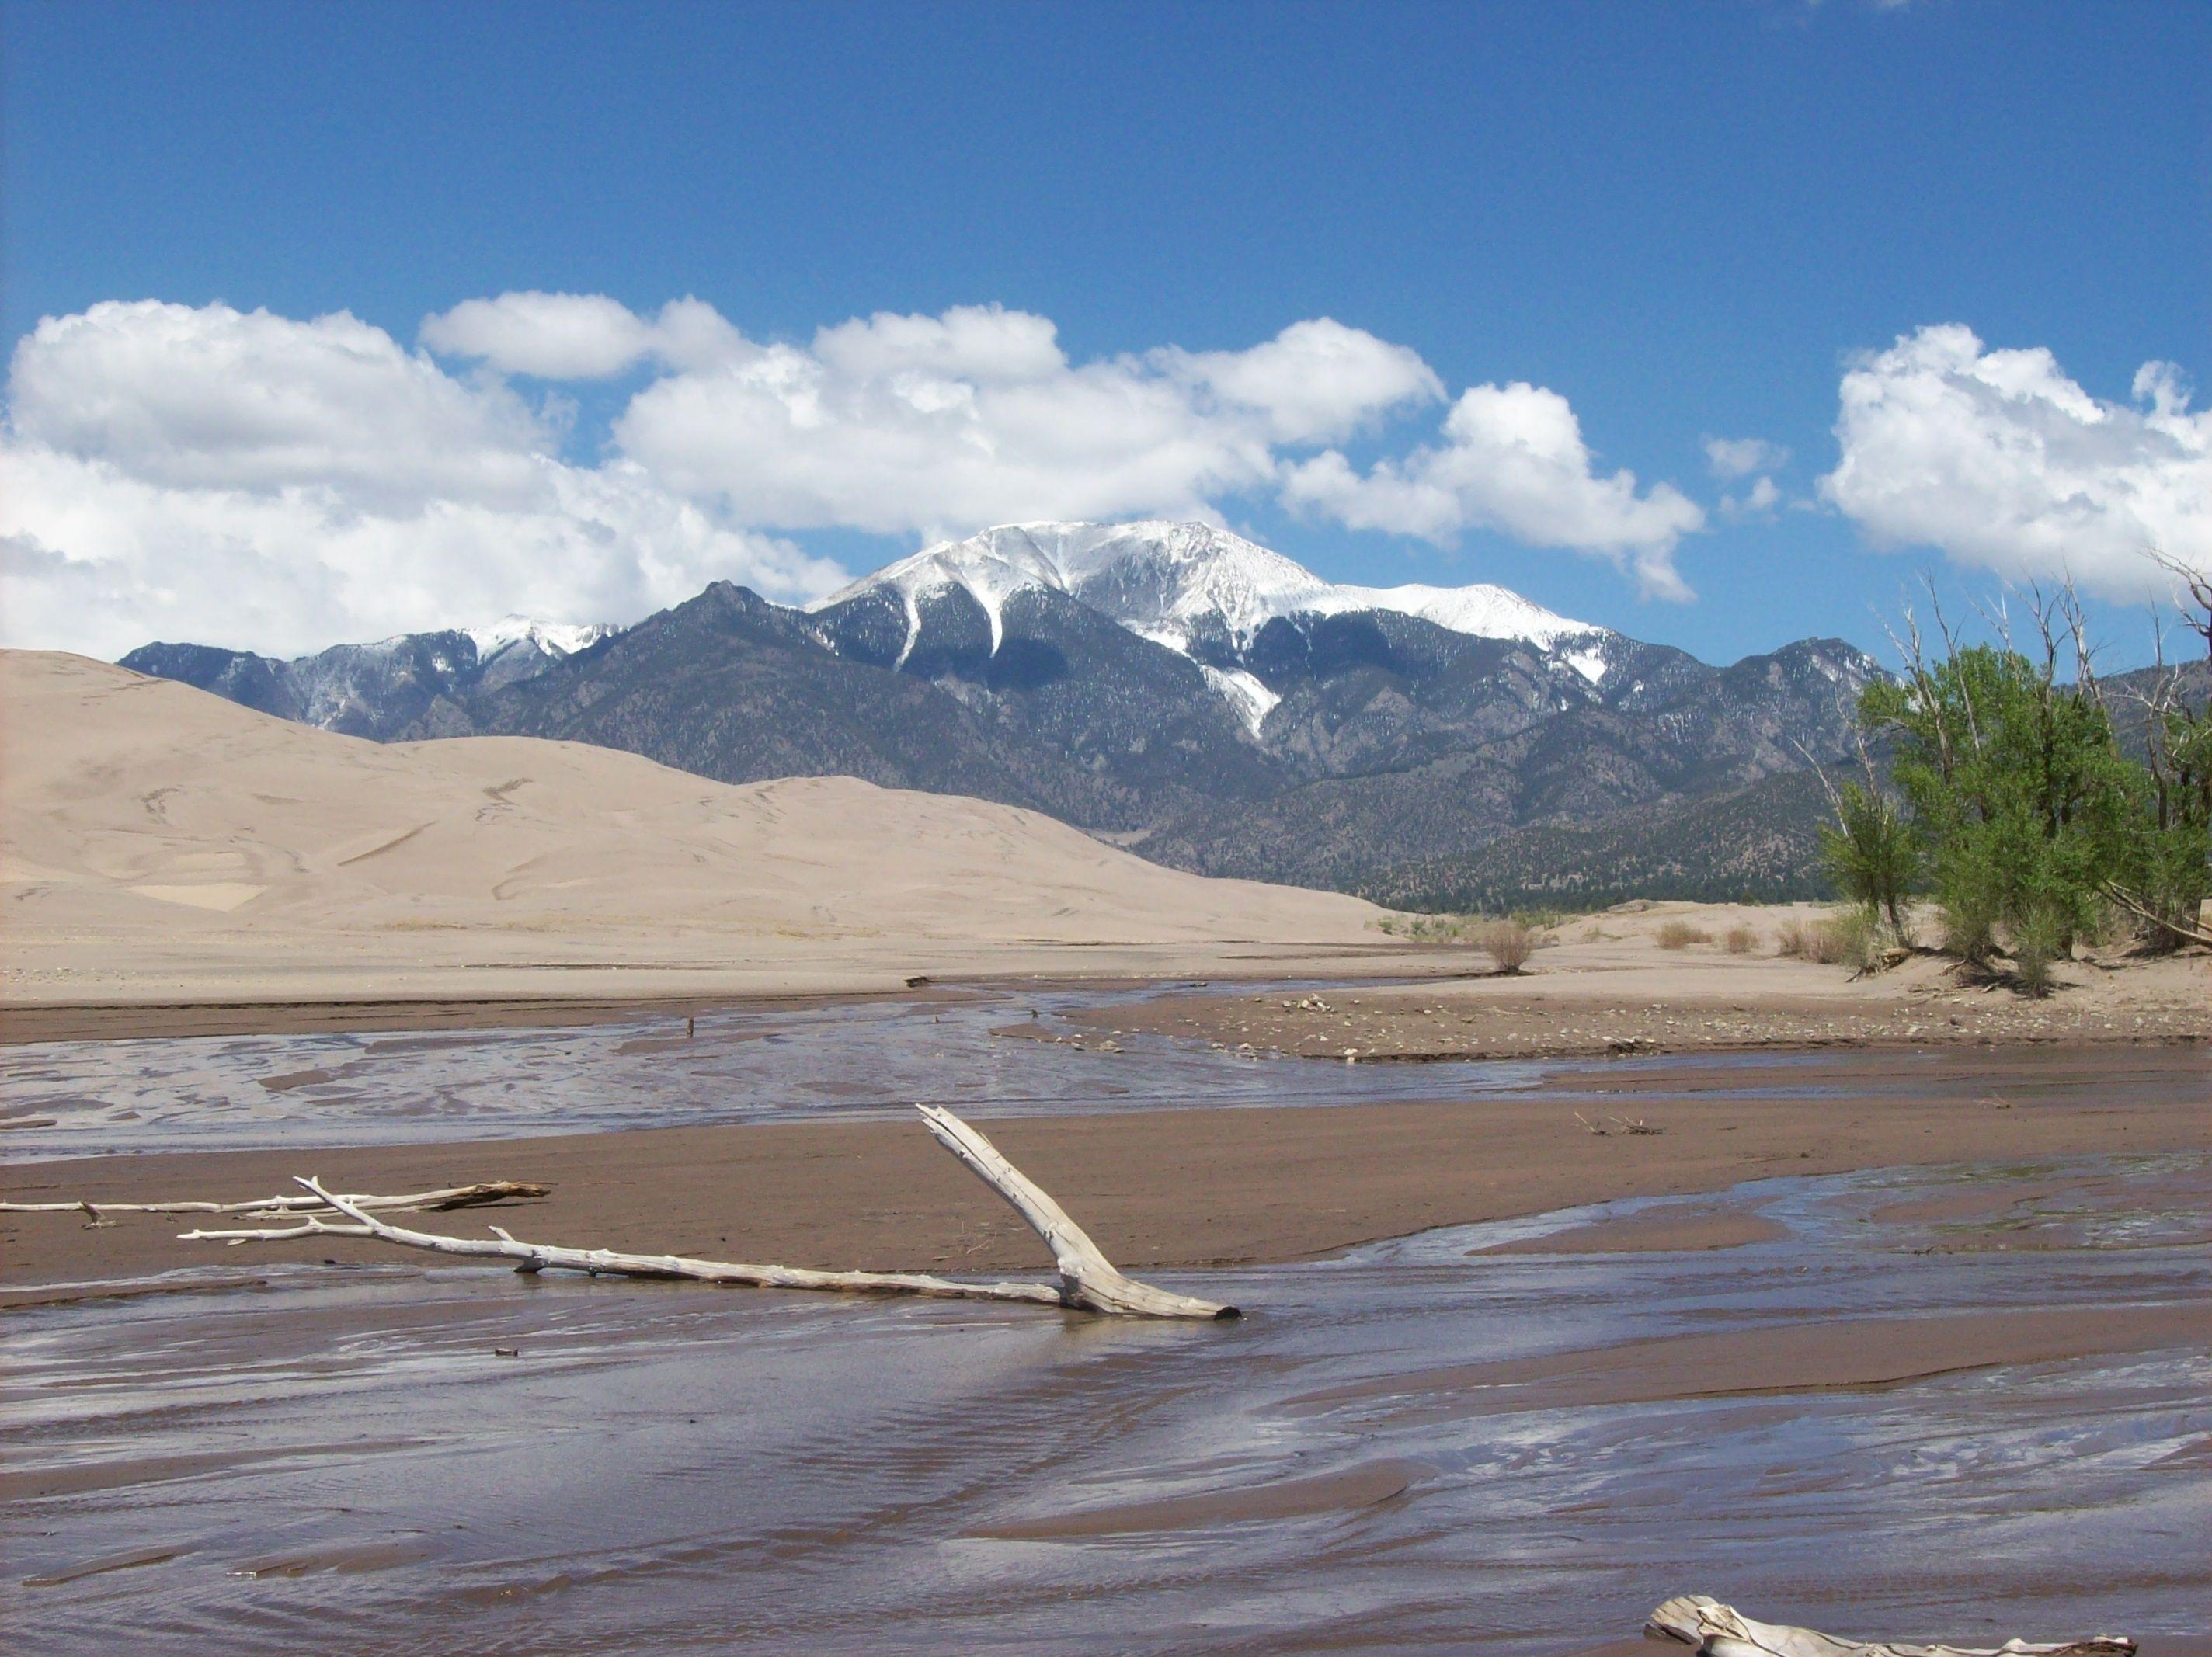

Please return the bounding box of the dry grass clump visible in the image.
[1655,919,1709,950]
[1378,910,1563,964]
[1821,907,1886,970]
[1480,919,1536,974]
[1723,922,1758,954]
[1776,909,1885,968]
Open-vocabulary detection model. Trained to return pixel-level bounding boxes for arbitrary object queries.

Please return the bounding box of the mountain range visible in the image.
[119,520,1883,908]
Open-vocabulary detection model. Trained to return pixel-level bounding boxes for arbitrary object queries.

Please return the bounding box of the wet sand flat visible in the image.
[9,1152,2209,1653]
[1473,1206,1789,1254]
[1291,1301,2212,1419]
[8,1044,2210,1296]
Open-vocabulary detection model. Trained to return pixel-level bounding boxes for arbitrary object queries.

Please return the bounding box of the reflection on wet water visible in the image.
[5,983,2196,1161]
[1,985,1571,1157]
[7,1155,2209,1654]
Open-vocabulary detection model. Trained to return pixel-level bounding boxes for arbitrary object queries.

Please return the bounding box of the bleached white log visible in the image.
[2,1181,547,1219]
[182,1107,1236,1321]
[191,1184,1063,1304]
[917,1105,1233,1318]
[1645,1596,2135,1657]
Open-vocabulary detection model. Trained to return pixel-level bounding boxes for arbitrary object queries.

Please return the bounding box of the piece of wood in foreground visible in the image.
[1646,1595,2134,1657]
[183,1106,1236,1321]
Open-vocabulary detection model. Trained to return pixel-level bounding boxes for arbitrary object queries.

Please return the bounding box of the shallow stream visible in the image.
[3,994,2207,1652]
[2,981,2188,1159]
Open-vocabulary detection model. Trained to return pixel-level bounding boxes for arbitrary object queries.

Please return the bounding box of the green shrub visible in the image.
[1817,782,1919,946]
[2007,901,2069,995]
[1937,899,1997,963]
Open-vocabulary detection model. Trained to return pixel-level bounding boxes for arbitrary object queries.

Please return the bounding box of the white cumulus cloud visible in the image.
[12,300,548,508]
[1822,323,2212,594]
[1160,317,1444,443]
[1281,381,1706,600]
[4,293,1713,658]
[610,306,1442,536]
[2,300,840,658]
[421,291,746,378]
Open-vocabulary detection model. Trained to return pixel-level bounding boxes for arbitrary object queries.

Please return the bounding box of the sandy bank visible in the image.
[1077,902,2212,1061]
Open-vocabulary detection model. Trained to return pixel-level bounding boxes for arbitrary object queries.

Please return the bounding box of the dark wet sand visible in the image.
[8,1044,2210,1297]
[1474,1207,1789,1255]
[1292,1302,2212,1419]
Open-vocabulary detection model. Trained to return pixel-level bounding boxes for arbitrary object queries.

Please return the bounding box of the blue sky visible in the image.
[4,0,2207,666]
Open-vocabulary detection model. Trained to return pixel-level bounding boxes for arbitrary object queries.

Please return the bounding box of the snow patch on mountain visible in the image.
[813,521,1611,717]
[1292,581,1593,651]
[464,616,621,660]
[1563,646,1610,685]
[1199,665,1282,737]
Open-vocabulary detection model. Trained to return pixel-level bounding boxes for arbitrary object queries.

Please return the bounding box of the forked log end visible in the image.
[916,1104,1236,1320]
[1646,1595,2136,1657]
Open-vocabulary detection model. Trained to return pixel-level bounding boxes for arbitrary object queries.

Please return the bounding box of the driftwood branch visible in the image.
[0,1181,548,1220]
[1646,1596,2134,1657]
[183,1106,1236,1321]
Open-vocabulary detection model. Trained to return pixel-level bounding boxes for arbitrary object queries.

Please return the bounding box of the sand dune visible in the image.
[2,651,1399,1015]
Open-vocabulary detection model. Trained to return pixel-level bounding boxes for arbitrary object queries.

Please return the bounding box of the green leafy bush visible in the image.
[1852,582,2210,984]
[1817,782,1918,947]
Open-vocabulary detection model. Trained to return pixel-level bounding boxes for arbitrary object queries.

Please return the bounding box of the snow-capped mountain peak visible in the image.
[464,616,621,660]
[812,520,1607,672]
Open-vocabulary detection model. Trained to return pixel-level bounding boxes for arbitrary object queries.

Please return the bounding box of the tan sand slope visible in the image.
[2,651,1399,1011]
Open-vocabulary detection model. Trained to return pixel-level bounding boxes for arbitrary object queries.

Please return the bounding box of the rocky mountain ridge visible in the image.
[120,522,1885,907]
